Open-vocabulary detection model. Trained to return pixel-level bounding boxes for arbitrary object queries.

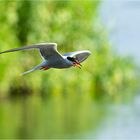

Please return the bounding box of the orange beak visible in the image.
[73,61,82,69]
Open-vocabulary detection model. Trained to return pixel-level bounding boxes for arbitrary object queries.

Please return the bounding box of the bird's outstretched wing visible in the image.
[63,50,91,63]
[0,43,63,60]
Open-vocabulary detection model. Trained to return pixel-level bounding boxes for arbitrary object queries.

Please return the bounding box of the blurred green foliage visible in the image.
[0,0,137,99]
[0,0,139,138]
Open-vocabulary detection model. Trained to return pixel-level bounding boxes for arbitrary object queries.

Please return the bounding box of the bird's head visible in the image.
[67,57,82,69]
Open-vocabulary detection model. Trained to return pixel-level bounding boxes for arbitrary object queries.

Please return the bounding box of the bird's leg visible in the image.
[44,67,49,70]
[40,66,49,70]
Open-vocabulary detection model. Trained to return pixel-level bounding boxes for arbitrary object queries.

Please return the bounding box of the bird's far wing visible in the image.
[0,42,63,60]
[63,50,91,63]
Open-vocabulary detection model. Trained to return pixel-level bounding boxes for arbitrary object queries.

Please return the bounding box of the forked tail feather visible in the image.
[21,62,46,75]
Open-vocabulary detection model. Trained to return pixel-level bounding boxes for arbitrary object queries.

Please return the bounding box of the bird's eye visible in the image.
[67,57,73,61]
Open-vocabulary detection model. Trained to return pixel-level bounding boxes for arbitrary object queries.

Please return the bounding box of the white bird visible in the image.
[0,43,91,75]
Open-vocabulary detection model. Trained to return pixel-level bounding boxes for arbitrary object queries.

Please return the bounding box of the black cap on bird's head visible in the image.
[67,56,82,69]
[67,57,76,62]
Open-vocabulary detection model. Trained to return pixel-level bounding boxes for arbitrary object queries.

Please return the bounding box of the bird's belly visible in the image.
[49,60,71,69]
[52,63,71,69]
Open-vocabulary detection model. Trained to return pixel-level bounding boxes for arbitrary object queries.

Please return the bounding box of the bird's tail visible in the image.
[21,63,45,75]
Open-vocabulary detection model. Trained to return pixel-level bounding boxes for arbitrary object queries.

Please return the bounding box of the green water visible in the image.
[0,94,107,139]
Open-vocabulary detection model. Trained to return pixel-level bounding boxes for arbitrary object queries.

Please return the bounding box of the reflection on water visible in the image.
[0,94,107,139]
[0,93,139,139]
[85,95,140,140]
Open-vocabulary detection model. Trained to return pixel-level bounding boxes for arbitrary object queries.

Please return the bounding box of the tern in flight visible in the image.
[0,43,91,75]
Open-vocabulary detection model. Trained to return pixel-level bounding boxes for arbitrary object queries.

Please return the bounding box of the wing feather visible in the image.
[63,50,91,63]
[0,43,63,60]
